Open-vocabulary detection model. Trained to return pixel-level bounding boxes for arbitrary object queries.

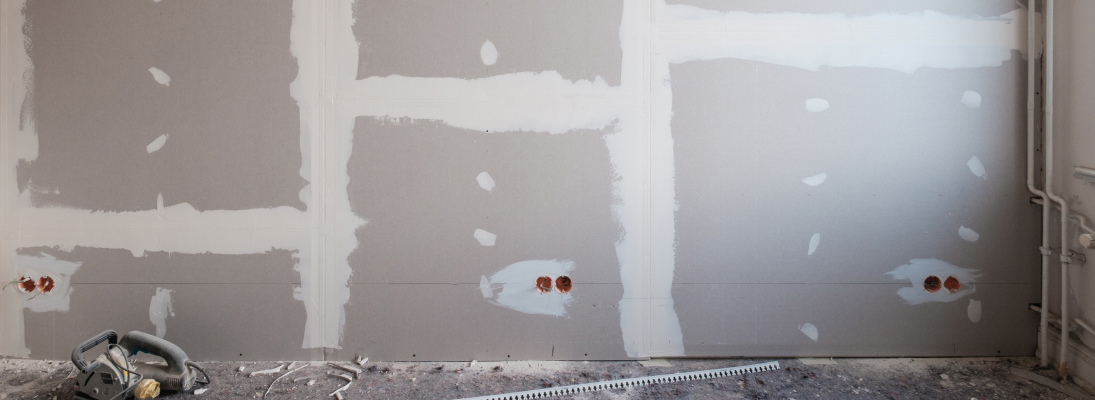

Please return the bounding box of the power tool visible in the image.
[71,330,209,400]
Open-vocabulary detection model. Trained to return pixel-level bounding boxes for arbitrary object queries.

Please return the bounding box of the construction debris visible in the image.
[328,362,362,379]
[263,365,308,398]
[470,360,477,367]
[1010,368,1095,400]
[193,388,208,395]
[354,356,368,367]
[238,366,246,372]
[249,364,285,377]
[327,373,353,398]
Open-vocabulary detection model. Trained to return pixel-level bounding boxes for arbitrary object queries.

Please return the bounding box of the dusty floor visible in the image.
[0,357,1089,399]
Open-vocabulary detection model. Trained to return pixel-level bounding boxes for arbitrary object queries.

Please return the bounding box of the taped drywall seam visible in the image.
[0,0,33,357]
[615,0,655,358]
[647,0,686,358]
[655,4,1030,73]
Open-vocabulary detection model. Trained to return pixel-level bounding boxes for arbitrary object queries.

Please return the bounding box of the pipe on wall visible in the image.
[1044,0,1073,379]
[1027,0,1052,368]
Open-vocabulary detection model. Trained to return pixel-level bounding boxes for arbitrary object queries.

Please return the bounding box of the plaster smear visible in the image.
[799,323,819,342]
[14,253,80,313]
[801,173,827,186]
[476,171,495,191]
[149,288,175,338]
[148,67,170,86]
[961,90,982,108]
[887,258,981,305]
[479,275,493,298]
[958,226,980,242]
[146,134,168,153]
[480,40,498,66]
[967,156,987,179]
[805,98,829,113]
[967,299,982,323]
[337,72,620,135]
[487,260,574,317]
[474,229,497,246]
[657,5,1030,74]
[808,233,821,255]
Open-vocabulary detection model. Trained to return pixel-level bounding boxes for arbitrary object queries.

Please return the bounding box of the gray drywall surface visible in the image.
[666,0,1019,17]
[17,246,317,361]
[670,55,1039,354]
[19,0,306,211]
[352,0,624,85]
[346,117,621,285]
[3,0,1042,362]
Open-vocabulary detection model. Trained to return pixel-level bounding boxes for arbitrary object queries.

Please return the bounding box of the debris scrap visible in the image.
[193,388,208,395]
[264,365,307,398]
[328,362,362,379]
[355,356,368,367]
[249,364,284,377]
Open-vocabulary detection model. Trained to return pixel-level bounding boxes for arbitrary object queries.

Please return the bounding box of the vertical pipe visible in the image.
[1027,0,1051,368]
[1044,0,1072,379]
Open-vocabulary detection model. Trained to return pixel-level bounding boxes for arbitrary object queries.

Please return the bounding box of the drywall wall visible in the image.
[0,0,1039,361]
[1043,0,1095,386]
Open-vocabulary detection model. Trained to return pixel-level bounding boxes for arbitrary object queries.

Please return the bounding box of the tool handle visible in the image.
[71,330,118,373]
[119,331,190,375]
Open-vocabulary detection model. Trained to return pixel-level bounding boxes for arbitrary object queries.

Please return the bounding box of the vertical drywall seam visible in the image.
[615,0,655,359]
[647,0,686,358]
[0,0,30,357]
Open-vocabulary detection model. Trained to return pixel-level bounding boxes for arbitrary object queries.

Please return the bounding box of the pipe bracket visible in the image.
[1041,247,1055,256]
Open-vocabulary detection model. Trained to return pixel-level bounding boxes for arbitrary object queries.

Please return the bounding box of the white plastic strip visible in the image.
[456,361,780,400]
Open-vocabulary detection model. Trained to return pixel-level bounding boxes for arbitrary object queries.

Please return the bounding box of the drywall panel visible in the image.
[665,0,1019,17]
[331,283,628,361]
[22,282,317,361]
[346,117,621,284]
[670,56,1039,286]
[16,247,313,360]
[18,0,305,211]
[676,283,1037,357]
[352,0,624,85]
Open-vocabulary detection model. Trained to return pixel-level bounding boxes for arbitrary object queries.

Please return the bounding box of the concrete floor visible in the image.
[0,357,1088,399]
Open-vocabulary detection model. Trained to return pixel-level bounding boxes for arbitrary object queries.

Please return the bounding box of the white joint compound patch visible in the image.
[887,259,981,305]
[808,233,821,255]
[474,229,497,246]
[480,40,498,66]
[967,299,982,323]
[487,260,574,316]
[801,173,827,187]
[146,134,168,153]
[958,226,980,242]
[476,171,495,191]
[479,275,493,298]
[967,156,987,179]
[805,98,829,113]
[148,67,171,86]
[149,288,175,338]
[961,90,982,108]
[14,253,80,313]
[799,323,819,342]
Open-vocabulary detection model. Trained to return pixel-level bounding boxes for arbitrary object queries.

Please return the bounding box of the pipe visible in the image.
[1032,198,1095,235]
[1076,318,1095,338]
[1045,0,1072,379]
[1027,0,1052,368]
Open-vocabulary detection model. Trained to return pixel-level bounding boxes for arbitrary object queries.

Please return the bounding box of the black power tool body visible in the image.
[71,330,209,400]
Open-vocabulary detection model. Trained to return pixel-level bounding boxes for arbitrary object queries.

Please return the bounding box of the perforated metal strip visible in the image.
[454,360,780,400]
